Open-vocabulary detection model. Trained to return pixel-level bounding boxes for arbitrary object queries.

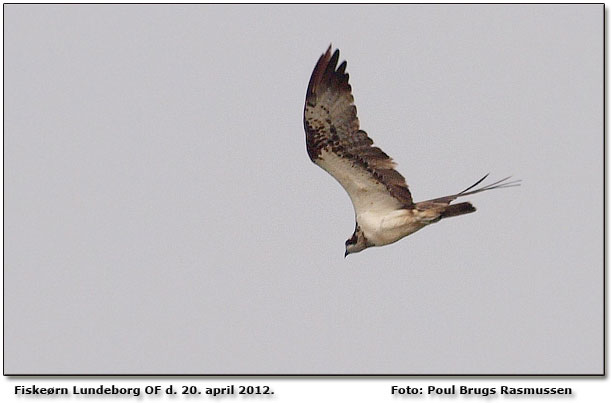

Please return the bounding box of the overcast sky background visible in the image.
[4,4,603,374]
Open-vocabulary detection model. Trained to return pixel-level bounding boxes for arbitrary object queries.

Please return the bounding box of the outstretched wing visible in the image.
[303,46,413,215]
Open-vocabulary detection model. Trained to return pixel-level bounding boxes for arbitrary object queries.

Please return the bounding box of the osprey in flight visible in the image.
[303,46,519,257]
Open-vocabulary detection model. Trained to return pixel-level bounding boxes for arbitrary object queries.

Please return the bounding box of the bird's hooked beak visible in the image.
[344,250,348,258]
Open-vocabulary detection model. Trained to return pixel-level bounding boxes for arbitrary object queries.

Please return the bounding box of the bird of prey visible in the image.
[303,46,519,257]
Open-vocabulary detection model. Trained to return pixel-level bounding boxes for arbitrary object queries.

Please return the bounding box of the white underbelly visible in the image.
[358,209,431,246]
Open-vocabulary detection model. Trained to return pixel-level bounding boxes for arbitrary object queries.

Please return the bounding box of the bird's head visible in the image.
[344,226,368,257]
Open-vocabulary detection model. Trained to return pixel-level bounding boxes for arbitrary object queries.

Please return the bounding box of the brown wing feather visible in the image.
[303,47,413,207]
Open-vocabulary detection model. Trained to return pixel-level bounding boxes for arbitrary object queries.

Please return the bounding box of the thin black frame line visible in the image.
[0,2,608,5]
[2,373,607,377]
[603,3,607,378]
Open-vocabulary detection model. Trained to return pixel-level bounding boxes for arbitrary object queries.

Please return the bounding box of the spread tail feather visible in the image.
[414,174,520,218]
[421,174,521,205]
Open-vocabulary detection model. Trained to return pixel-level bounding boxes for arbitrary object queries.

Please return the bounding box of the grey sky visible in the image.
[4,4,603,374]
